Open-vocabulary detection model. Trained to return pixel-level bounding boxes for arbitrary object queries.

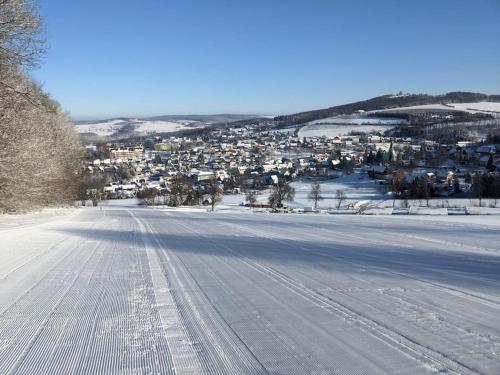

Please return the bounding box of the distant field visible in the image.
[298,123,396,138]
[75,118,203,136]
[375,101,500,114]
[296,114,404,138]
[74,114,258,136]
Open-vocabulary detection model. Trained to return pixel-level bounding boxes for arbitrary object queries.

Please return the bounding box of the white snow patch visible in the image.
[376,102,500,114]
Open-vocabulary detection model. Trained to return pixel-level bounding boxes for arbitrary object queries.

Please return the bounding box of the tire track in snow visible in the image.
[134,211,270,375]
[76,214,173,374]
[0,237,69,281]
[222,213,500,308]
[166,215,388,375]
[0,210,107,317]
[3,238,101,375]
[0,209,109,374]
[12,239,111,375]
[130,211,204,375]
[191,213,482,375]
[0,236,87,317]
[0,209,81,233]
[217,214,500,371]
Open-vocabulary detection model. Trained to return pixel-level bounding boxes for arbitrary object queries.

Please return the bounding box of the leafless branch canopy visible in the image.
[0,0,82,213]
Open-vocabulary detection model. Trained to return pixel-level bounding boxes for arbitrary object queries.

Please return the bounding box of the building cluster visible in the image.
[83,123,500,203]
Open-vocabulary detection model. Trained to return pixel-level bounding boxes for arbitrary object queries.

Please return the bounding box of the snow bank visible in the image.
[467,207,500,215]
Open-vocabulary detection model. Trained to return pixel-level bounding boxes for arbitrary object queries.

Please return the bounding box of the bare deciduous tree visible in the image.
[0,0,43,68]
[245,190,257,207]
[77,173,108,206]
[335,189,347,209]
[168,174,192,206]
[307,182,323,210]
[390,170,406,207]
[206,178,223,211]
[0,1,82,213]
[138,187,158,207]
[268,178,295,211]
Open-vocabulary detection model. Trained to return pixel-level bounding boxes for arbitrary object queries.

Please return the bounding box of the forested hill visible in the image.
[184,91,500,135]
[272,92,500,126]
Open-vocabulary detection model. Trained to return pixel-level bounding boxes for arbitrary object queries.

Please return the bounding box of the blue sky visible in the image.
[34,0,500,119]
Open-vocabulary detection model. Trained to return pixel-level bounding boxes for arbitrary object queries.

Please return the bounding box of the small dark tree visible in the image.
[453,178,461,195]
[486,155,495,171]
[119,166,133,181]
[493,175,500,207]
[342,158,355,174]
[169,174,192,206]
[138,187,158,206]
[231,170,246,192]
[252,175,262,190]
[472,173,484,207]
[188,188,203,206]
[418,176,430,207]
[245,190,257,207]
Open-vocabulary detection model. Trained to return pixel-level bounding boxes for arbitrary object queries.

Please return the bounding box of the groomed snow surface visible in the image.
[1,204,500,374]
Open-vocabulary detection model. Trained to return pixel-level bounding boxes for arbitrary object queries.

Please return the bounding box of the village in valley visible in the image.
[80,95,500,214]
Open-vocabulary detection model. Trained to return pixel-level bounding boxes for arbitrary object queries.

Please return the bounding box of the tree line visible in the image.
[137,175,223,211]
[390,170,500,207]
[0,0,81,213]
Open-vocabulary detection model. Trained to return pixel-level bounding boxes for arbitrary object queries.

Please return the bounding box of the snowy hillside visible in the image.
[75,118,202,136]
[76,119,131,136]
[376,101,500,114]
[1,203,499,374]
[295,114,405,138]
[298,123,397,138]
[75,114,259,136]
[307,115,405,126]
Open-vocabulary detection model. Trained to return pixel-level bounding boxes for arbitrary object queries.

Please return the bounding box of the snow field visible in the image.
[298,123,396,138]
[0,204,499,374]
[375,102,500,114]
[75,119,202,136]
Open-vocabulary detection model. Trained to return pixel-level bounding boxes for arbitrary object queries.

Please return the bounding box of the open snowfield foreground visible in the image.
[1,204,500,374]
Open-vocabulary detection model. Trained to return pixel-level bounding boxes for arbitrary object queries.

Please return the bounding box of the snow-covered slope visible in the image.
[298,123,396,138]
[75,118,202,136]
[307,115,405,126]
[376,101,500,114]
[76,119,130,136]
[296,114,404,138]
[1,204,499,374]
[447,101,500,113]
[75,114,259,136]
[134,119,200,133]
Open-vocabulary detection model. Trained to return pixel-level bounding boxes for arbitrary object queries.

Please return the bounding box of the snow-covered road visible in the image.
[1,205,500,374]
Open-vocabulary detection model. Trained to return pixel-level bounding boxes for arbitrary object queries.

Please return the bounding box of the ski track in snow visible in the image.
[0,204,499,374]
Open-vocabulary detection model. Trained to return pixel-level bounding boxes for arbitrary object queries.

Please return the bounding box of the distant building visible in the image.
[110,147,144,159]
